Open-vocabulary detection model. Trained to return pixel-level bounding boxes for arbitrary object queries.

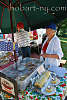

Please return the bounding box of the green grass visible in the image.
[60,37,67,68]
[60,37,67,42]
[64,33,67,35]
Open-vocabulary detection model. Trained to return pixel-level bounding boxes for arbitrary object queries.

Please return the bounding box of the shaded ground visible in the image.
[31,53,40,59]
[31,46,40,59]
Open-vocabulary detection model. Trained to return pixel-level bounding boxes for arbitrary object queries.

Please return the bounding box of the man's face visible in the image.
[17,28,20,32]
[46,28,55,37]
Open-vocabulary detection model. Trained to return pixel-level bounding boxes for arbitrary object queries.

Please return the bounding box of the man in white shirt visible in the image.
[40,24,63,67]
[14,22,31,58]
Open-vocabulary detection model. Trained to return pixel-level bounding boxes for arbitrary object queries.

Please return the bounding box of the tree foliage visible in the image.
[58,18,67,37]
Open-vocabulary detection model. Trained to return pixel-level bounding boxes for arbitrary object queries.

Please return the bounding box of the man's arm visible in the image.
[40,53,59,59]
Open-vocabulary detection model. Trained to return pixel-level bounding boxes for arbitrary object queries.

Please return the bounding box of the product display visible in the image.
[0,60,9,66]
[51,77,57,84]
[0,57,67,100]
[46,86,53,93]
[0,52,15,70]
[17,73,67,100]
[51,77,60,85]
[2,58,43,90]
[35,71,50,88]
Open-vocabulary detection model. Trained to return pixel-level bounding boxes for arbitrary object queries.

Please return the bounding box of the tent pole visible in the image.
[9,1,18,70]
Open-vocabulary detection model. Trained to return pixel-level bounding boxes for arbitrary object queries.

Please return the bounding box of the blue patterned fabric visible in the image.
[0,41,18,51]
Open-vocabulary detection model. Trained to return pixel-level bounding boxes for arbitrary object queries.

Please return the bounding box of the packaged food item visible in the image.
[35,71,50,88]
[51,77,60,86]
[46,86,53,93]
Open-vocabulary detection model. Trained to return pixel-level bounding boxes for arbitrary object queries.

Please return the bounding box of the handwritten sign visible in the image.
[0,72,18,100]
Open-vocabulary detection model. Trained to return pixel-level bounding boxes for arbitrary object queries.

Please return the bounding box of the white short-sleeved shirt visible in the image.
[40,34,63,67]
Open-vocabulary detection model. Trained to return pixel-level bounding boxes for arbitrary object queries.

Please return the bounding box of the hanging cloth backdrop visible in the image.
[0,41,18,51]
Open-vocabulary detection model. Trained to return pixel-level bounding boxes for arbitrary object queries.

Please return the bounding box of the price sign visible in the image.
[0,72,18,100]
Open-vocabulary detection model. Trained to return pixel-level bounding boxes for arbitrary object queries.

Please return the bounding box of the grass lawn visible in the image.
[60,37,67,68]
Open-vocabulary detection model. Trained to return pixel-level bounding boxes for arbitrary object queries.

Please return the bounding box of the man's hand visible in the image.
[40,53,47,58]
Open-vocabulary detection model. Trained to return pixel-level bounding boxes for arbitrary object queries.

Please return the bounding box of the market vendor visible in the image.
[14,22,31,58]
[40,24,63,67]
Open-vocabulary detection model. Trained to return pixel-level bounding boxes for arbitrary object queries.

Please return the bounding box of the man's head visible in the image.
[17,22,24,32]
[46,24,56,37]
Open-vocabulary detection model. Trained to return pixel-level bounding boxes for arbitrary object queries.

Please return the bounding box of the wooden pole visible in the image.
[9,0,18,70]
